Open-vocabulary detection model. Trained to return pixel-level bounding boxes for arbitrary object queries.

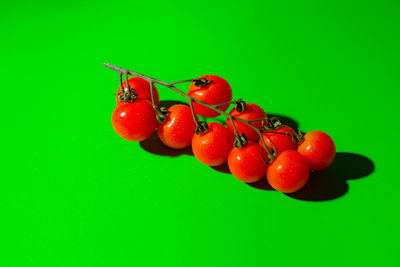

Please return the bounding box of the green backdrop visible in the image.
[1,1,399,266]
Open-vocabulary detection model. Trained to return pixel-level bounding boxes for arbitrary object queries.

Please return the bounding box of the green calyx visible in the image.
[156,106,169,123]
[296,128,305,144]
[193,77,213,88]
[233,133,248,148]
[195,121,209,134]
[118,88,137,103]
[235,98,246,113]
[263,117,282,130]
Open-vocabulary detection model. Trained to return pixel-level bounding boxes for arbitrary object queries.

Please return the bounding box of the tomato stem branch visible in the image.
[213,100,238,107]
[230,118,238,136]
[119,72,124,91]
[188,98,200,127]
[170,79,196,85]
[104,63,275,160]
[149,80,156,109]
[247,117,268,122]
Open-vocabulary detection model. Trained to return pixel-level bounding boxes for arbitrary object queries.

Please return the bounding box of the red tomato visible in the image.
[297,131,336,171]
[266,150,310,193]
[259,125,298,154]
[188,75,232,117]
[111,100,157,142]
[192,122,234,166]
[157,105,196,149]
[226,103,266,141]
[228,141,268,183]
[116,77,159,106]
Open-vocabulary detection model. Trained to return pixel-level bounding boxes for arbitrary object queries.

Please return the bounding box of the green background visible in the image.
[1,0,399,266]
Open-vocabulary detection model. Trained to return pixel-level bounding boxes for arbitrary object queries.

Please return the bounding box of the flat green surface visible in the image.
[1,1,399,266]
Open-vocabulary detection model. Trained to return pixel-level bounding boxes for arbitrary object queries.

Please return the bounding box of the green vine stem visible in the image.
[104,63,276,162]
[263,131,299,144]
[214,99,240,107]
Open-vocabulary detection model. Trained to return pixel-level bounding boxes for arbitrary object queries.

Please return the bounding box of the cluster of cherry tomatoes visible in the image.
[111,75,336,193]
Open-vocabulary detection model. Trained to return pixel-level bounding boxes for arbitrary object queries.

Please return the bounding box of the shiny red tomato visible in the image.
[260,125,298,154]
[228,141,268,183]
[116,77,159,106]
[111,100,157,142]
[188,75,232,117]
[157,105,196,149]
[297,130,336,171]
[191,122,234,166]
[226,103,266,142]
[266,150,310,193]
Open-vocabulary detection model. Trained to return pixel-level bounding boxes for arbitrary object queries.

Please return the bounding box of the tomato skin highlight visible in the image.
[260,125,298,155]
[266,150,310,193]
[188,75,232,117]
[111,100,157,142]
[228,141,268,183]
[226,103,266,142]
[297,131,336,171]
[157,105,196,149]
[191,122,234,166]
[116,77,159,106]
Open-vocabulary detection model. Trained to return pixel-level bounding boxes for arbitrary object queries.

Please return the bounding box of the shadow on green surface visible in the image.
[225,113,374,201]
[247,153,375,201]
[285,153,374,201]
[246,176,275,190]
[141,101,375,201]
[140,132,194,157]
[211,163,231,174]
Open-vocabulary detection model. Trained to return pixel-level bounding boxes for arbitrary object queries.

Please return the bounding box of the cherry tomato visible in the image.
[111,100,157,142]
[188,75,232,117]
[116,77,159,106]
[259,125,298,154]
[157,104,196,149]
[228,141,268,183]
[192,122,234,166]
[226,103,266,142]
[266,150,310,193]
[297,130,336,171]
